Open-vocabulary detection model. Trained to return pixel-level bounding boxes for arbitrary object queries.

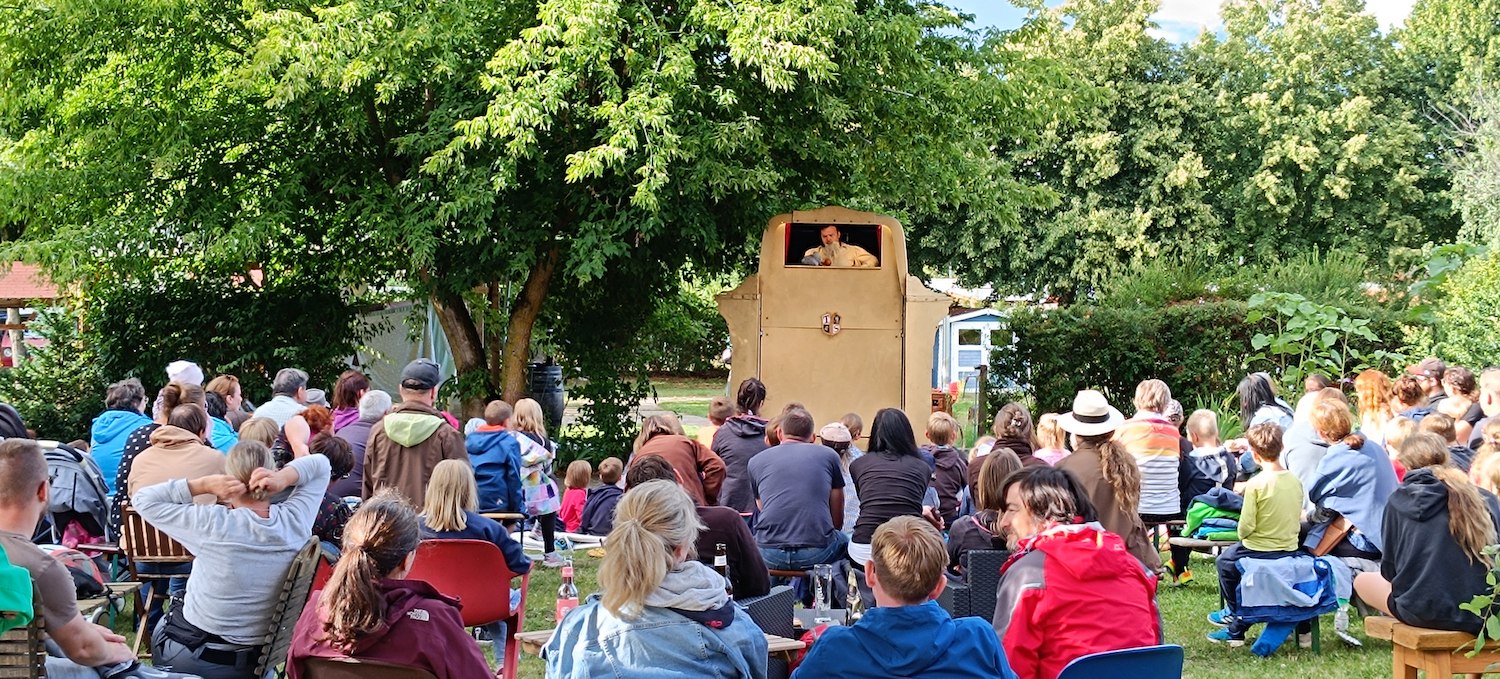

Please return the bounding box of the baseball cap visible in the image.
[819,422,852,443]
[400,358,442,391]
[1406,357,1446,379]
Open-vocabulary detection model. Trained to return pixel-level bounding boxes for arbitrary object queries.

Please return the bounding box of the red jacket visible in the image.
[991,523,1161,679]
[287,579,491,679]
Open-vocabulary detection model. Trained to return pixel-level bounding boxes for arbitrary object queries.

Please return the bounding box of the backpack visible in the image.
[37,544,106,599]
[43,441,113,543]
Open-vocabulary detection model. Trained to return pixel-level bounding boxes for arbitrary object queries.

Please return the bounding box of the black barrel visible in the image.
[527,362,566,431]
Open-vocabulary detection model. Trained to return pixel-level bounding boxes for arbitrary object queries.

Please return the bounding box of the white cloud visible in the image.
[1155,0,1223,30]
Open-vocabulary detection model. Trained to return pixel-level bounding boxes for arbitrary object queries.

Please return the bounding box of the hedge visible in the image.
[988,300,1406,421]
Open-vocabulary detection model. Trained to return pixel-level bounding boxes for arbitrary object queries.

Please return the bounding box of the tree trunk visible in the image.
[430,287,487,418]
[500,243,562,403]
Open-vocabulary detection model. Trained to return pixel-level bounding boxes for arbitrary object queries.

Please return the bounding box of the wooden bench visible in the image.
[1366,615,1500,678]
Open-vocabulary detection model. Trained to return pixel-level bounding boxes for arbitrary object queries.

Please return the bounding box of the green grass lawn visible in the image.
[509,551,1387,679]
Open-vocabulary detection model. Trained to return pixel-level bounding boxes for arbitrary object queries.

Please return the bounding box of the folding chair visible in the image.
[739,586,795,679]
[405,539,528,679]
[119,503,193,656]
[0,586,46,679]
[253,538,322,678]
[1056,644,1184,679]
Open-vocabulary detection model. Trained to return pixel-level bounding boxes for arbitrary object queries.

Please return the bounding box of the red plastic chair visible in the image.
[405,539,529,679]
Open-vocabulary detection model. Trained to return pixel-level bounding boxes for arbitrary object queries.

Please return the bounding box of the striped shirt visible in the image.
[1115,414,1182,515]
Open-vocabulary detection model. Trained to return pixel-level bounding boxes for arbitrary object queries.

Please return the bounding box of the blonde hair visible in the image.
[483,400,512,426]
[926,412,958,446]
[238,417,279,448]
[1035,414,1065,449]
[321,491,420,649]
[1400,433,1496,565]
[871,516,947,604]
[1385,417,1419,459]
[1472,453,1500,495]
[1419,413,1458,443]
[1355,370,1394,429]
[632,414,680,452]
[512,398,547,438]
[599,481,703,618]
[226,441,275,501]
[1132,379,1172,414]
[423,459,478,532]
[598,457,624,485]
[564,460,592,489]
[1186,409,1220,444]
[1246,422,1284,462]
[1309,398,1366,449]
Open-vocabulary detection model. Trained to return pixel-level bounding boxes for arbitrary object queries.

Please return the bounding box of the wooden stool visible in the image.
[1366,615,1499,678]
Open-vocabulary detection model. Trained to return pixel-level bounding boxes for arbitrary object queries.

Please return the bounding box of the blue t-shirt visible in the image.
[748,442,844,549]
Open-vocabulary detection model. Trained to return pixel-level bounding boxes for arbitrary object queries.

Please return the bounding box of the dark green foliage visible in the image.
[0,310,106,440]
[84,276,364,402]
[989,300,1406,418]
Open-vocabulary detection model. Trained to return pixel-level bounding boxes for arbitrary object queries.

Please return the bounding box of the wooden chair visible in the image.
[0,586,45,679]
[301,657,439,679]
[253,537,322,679]
[1366,615,1500,679]
[119,504,193,655]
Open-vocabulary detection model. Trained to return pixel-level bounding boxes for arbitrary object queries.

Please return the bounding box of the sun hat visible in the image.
[1057,390,1125,437]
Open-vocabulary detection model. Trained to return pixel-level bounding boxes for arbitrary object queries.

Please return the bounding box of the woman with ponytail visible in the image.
[1355,433,1500,634]
[712,377,771,513]
[288,490,490,679]
[1304,398,1399,558]
[546,480,768,679]
[1055,390,1160,571]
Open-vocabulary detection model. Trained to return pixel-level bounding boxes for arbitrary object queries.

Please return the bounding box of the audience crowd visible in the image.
[4,355,1500,679]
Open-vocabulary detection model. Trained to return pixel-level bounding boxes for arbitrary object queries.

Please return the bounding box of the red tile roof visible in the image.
[0,263,59,302]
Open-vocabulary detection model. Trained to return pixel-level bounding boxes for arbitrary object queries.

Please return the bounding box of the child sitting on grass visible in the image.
[1208,423,1305,646]
[579,457,624,536]
[559,459,591,533]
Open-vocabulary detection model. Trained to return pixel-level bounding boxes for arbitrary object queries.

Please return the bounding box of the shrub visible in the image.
[990,299,1406,418]
[1435,250,1500,369]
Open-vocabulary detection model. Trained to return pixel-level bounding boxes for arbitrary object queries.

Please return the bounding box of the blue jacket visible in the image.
[420,511,531,575]
[545,595,768,679]
[1235,554,1338,624]
[208,417,239,453]
[1304,437,1397,554]
[466,429,525,514]
[89,409,152,494]
[793,600,1016,679]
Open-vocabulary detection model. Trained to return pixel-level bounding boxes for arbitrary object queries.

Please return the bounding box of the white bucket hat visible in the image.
[1057,389,1125,437]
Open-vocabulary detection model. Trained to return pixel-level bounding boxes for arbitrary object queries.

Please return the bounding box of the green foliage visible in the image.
[637,278,729,375]
[1460,545,1500,655]
[991,301,1262,415]
[990,296,1407,417]
[1246,292,1404,396]
[1452,90,1500,246]
[0,310,106,440]
[1433,249,1500,369]
[1097,249,1384,310]
[83,275,364,402]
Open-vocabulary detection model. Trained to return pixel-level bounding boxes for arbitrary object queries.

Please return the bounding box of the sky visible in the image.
[943,0,1418,42]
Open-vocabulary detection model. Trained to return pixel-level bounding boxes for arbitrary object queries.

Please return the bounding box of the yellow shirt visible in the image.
[1239,468,1303,552]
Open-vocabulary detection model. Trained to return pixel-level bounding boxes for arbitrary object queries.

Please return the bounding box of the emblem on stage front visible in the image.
[822,312,842,336]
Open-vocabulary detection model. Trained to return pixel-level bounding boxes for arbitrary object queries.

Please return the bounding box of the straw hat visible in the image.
[1057,390,1125,437]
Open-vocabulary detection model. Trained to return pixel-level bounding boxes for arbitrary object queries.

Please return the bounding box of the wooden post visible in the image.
[6,308,24,367]
[976,364,989,442]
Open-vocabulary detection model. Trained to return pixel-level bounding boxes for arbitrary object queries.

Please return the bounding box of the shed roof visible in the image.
[0,263,59,306]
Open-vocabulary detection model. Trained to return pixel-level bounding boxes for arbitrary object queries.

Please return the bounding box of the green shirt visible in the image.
[1239,468,1303,552]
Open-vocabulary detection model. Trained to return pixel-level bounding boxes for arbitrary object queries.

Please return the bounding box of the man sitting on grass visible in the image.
[792,516,1016,679]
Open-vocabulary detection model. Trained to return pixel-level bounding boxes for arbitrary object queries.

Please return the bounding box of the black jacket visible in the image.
[711,415,769,513]
[1381,468,1500,634]
[579,484,624,536]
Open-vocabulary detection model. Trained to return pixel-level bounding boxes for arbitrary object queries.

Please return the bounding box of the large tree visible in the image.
[1,0,1065,414]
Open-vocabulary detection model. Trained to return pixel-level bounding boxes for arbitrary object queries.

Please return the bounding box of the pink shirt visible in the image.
[559,487,587,533]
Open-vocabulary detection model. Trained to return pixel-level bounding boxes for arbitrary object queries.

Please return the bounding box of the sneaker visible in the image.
[541,552,568,568]
[1206,628,1245,647]
[1298,632,1313,649]
[1173,568,1194,586]
[472,626,494,646]
[102,661,203,679]
[1207,608,1232,627]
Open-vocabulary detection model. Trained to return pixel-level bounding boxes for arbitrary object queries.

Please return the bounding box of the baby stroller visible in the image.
[41,440,114,546]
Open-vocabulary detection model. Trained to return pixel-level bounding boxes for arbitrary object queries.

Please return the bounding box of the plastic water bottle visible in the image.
[555,565,579,623]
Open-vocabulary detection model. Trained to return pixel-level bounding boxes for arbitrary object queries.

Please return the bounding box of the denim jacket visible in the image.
[545,594,769,679]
